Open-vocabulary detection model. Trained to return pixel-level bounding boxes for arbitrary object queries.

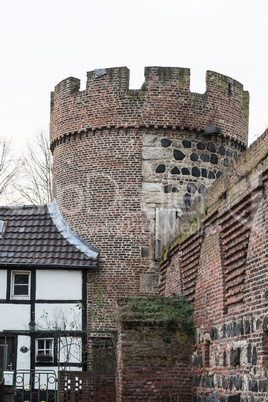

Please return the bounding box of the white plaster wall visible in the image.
[59,336,82,363]
[35,303,82,331]
[0,270,7,299]
[17,335,31,370]
[0,304,30,331]
[36,270,82,300]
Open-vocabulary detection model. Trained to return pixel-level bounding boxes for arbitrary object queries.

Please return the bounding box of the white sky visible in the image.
[1,0,267,149]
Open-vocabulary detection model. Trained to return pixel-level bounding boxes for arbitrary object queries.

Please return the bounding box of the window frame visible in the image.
[35,338,54,363]
[10,270,31,300]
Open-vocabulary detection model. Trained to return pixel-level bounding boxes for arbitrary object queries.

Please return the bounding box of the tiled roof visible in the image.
[0,200,99,267]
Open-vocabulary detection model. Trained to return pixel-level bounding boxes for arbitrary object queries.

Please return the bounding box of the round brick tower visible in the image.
[50,66,249,328]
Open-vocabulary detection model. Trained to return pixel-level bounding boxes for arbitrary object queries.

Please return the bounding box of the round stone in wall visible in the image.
[210,154,218,164]
[164,184,172,193]
[199,184,207,194]
[202,168,207,178]
[224,158,230,167]
[174,150,186,160]
[208,171,215,179]
[216,171,223,178]
[226,149,232,157]
[182,167,190,175]
[182,140,191,148]
[184,193,192,206]
[197,142,206,150]
[172,187,179,193]
[192,166,200,177]
[187,183,198,193]
[190,153,198,161]
[156,164,166,173]
[219,145,226,155]
[200,153,210,162]
[161,138,172,147]
[234,151,238,159]
[170,166,180,174]
[207,142,216,153]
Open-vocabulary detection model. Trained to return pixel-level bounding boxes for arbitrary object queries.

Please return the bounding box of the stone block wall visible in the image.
[160,130,268,401]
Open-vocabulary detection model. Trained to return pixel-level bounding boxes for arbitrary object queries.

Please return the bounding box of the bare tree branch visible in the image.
[0,138,21,205]
[14,131,53,205]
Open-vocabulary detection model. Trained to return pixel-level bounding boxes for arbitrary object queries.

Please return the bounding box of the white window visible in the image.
[36,338,54,363]
[11,271,30,300]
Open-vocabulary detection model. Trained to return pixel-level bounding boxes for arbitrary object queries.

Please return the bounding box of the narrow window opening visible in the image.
[228,83,233,97]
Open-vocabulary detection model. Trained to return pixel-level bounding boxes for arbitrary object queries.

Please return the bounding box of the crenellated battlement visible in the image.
[50,66,249,148]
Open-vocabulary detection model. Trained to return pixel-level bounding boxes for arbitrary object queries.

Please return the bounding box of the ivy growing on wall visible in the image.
[118,296,194,335]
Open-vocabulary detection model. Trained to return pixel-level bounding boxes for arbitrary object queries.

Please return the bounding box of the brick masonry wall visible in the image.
[52,129,153,329]
[50,67,249,146]
[60,371,116,402]
[160,130,268,401]
[117,324,193,401]
[50,67,249,331]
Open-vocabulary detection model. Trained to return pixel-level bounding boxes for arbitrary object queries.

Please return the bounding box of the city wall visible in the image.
[160,130,268,401]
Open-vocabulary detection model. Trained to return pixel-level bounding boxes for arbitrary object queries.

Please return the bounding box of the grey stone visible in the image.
[143,134,157,146]
[174,149,186,160]
[187,183,198,193]
[230,348,240,366]
[219,145,226,155]
[252,346,257,365]
[142,183,162,192]
[263,316,268,332]
[191,153,198,161]
[208,171,215,179]
[182,140,191,148]
[202,168,207,178]
[156,164,166,173]
[247,343,251,363]
[245,320,250,334]
[182,167,190,175]
[142,147,172,160]
[211,154,218,164]
[250,380,258,392]
[139,274,159,294]
[170,166,180,174]
[201,153,210,162]
[161,138,172,147]
[207,142,216,152]
[192,166,201,177]
[164,184,172,193]
[197,142,206,150]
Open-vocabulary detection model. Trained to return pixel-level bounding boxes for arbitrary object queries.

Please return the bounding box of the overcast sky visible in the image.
[1,0,267,149]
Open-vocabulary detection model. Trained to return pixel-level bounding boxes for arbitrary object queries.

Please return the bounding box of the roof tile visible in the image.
[0,201,99,268]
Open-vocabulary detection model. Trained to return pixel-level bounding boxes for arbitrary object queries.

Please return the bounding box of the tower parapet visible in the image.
[50,66,249,149]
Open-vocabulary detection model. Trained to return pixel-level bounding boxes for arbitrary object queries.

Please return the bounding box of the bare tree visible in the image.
[0,138,20,205]
[15,131,53,204]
